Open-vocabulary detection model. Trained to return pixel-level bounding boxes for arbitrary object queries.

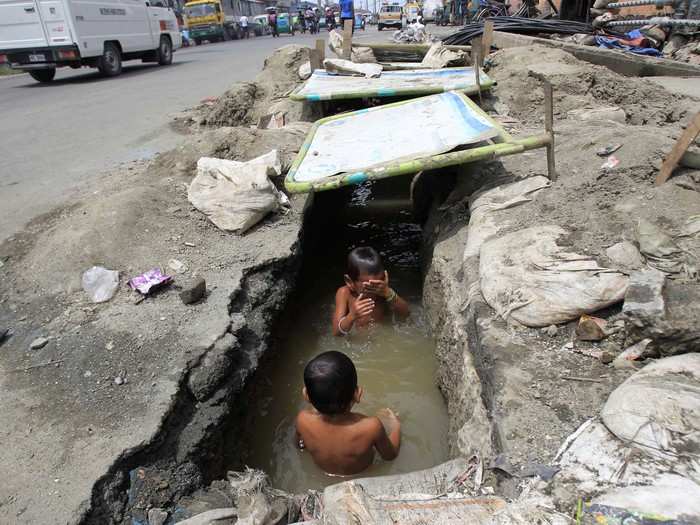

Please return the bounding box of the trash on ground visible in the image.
[596,144,622,157]
[290,67,494,102]
[600,155,620,170]
[392,21,434,44]
[286,92,501,193]
[128,268,173,295]
[636,219,696,278]
[257,112,286,129]
[82,266,120,303]
[188,152,286,234]
[480,225,629,327]
[167,259,188,274]
[297,61,312,80]
[421,41,468,68]
[575,314,608,341]
[323,58,383,78]
[612,338,654,368]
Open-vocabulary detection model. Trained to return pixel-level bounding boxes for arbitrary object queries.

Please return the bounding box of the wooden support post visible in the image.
[543,80,557,182]
[481,20,494,67]
[342,19,353,60]
[471,37,482,105]
[656,110,700,185]
[309,49,321,72]
[315,38,325,63]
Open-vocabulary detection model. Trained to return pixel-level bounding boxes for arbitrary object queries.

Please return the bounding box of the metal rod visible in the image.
[606,0,677,8]
[604,16,700,26]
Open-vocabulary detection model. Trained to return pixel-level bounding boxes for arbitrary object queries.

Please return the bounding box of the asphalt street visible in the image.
[0,30,375,241]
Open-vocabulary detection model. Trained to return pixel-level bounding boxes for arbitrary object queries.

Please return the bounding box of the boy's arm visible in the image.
[387,292,410,319]
[372,411,401,461]
[332,288,351,337]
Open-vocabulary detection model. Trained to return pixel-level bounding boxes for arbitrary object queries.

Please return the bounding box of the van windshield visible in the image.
[381,5,401,12]
[185,4,217,17]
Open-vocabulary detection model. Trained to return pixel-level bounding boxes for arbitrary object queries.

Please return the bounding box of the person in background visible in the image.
[268,10,278,37]
[339,0,355,33]
[295,351,402,475]
[332,246,410,337]
[239,14,249,38]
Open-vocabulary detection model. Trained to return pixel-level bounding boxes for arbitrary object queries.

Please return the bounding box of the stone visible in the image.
[114,376,124,386]
[575,315,607,341]
[29,337,49,350]
[623,268,666,330]
[168,259,188,274]
[544,325,558,337]
[148,508,168,525]
[606,241,645,272]
[179,277,206,305]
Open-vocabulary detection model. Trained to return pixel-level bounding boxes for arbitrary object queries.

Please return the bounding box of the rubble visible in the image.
[179,276,206,305]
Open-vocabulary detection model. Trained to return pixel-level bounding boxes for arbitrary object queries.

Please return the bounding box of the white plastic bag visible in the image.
[323,58,382,78]
[188,151,285,234]
[479,225,628,327]
[82,266,119,303]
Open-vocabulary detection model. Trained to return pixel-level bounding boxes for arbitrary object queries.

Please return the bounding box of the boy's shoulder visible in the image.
[335,285,353,299]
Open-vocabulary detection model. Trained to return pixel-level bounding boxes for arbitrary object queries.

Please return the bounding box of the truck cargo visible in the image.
[183,0,266,44]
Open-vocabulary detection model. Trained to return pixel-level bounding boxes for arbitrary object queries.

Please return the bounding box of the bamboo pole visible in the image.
[543,80,557,181]
[342,19,353,60]
[316,38,325,63]
[309,49,321,72]
[481,20,494,66]
[656,110,700,185]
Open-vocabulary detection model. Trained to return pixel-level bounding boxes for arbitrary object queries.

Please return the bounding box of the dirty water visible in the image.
[238,181,449,494]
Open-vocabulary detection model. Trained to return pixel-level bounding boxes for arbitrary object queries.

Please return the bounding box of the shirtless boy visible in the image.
[295,351,401,475]
[333,246,410,336]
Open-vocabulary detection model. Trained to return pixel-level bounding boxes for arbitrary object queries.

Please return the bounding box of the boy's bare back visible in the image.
[296,409,399,475]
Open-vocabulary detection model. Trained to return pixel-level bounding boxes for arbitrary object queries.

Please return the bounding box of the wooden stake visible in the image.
[315,38,325,63]
[309,48,321,72]
[342,19,353,60]
[543,80,557,181]
[471,37,482,106]
[656,110,700,185]
[481,20,494,66]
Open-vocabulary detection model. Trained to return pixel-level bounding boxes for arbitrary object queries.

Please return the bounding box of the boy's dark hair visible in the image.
[347,246,384,281]
[304,351,357,415]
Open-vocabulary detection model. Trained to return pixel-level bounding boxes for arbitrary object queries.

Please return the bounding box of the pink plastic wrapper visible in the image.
[128,268,173,295]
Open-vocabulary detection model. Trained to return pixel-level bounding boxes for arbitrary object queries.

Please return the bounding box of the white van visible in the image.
[0,0,182,82]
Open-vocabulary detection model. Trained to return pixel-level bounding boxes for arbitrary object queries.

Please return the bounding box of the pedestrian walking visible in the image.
[239,15,250,38]
[268,11,278,37]
[339,0,354,33]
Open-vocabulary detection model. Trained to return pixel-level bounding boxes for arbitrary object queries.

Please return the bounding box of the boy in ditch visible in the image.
[332,246,410,336]
[295,351,402,475]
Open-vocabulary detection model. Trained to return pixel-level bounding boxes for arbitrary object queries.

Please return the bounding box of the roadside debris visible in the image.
[323,58,382,78]
[128,268,173,295]
[29,337,49,350]
[596,143,622,157]
[421,41,468,68]
[480,225,629,327]
[179,277,206,305]
[82,266,120,303]
[600,155,620,171]
[188,152,286,234]
[575,314,608,341]
[167,259,188,275]
[605,241,644,272]
[612,338,654,368]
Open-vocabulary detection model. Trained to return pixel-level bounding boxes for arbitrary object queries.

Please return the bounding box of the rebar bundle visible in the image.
[442,16,595,45]
[603,16,700,25]
[606,0,678,9]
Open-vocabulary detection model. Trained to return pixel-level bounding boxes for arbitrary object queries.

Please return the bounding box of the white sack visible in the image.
[323,58,382,78]
[188,152,285,234]
[601,353,700,461]
[479,225,629,326]
[464,176,550,259]
[421,41,468,68]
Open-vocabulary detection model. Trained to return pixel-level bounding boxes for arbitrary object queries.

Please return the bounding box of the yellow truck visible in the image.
[184,0,265,44]
[377,1,403,30]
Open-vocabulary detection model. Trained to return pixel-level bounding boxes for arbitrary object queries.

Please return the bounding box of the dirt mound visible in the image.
[201,45,317,128]
[488,46,694,127]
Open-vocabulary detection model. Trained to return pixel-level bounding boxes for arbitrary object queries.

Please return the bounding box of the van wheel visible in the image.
[98,42,122,77]
[157,36,173,65]
[30,69,56,83]
[378,24,383,30]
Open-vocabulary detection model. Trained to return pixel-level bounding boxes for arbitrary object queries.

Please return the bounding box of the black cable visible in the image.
[442,16,596,45]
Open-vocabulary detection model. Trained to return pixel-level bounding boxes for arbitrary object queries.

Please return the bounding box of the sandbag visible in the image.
[479,225,629,327]
[421,42,468,68]
[187,152,286,234]
[323,58,382,78]
[600,353,700,461]
[464,176,551,259]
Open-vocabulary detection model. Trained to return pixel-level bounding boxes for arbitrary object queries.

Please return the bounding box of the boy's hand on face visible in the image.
[350,293,374,320]
[363,271,390,299]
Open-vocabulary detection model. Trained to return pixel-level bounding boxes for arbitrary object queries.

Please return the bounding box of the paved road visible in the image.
[0,30,374,242]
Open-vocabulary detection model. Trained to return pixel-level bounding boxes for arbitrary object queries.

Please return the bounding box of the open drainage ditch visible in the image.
[83,176,455,523]
[232,179,449,494]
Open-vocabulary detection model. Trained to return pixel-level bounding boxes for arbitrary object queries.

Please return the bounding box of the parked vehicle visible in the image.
[276,12,295,35]
[252,14,270,35]
[378,2,403,30]
[183,0,265,44]
[0,0,182,82]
